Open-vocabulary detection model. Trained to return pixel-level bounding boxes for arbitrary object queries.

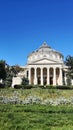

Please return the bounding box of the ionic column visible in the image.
[25,70,27,78]
[41,68,43,85]
[34,68,37,85]
[28,68,31,84]
[47,68,49,85]
[53,68,56,85]
[64,71,67,85]
[59,68,63,85]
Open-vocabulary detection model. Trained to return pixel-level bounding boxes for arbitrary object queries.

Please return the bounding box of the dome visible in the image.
[39,42,51,49]
[37,42,51,52]
[27,42,63,64]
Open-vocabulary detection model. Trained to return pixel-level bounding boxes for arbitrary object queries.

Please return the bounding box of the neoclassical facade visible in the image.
[12,42,66,87]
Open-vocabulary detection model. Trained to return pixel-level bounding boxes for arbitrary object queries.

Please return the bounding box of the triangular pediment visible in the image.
[28,58,61,65]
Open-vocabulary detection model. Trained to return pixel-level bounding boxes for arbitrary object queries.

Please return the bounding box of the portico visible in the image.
[28,66,63,85]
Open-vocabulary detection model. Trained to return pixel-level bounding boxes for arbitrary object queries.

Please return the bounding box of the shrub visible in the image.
[14,84,33,89]
[69,86,73,89]
[46,85,54,89]
[38,85,45,89]
[66,75,72,86]
[14,84,23,89]
[32,85,39,88]
[4,73,13,87]
[38,85,56,89]
[0,83,5,88]
[56,85,72,89]
[23,85,33,89]
[22,77,29,86]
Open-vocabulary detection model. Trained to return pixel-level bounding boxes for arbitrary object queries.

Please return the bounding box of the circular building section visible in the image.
[26,42,64,86]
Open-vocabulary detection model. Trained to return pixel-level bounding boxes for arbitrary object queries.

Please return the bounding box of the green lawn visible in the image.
[0,104,73,130]
[0,88,73,130]
[0,88,73,100]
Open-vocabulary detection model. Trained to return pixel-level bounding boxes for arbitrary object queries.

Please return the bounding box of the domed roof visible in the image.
[37,42,63,57]
[28,41,63,58]
[39,42,51,49]
[37,42,52,52]
[27,41,64,64]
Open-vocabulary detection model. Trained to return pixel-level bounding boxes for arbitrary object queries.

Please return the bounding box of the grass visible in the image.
[0,87,73,100]
[0,88,73,129]
[0,104,73,130]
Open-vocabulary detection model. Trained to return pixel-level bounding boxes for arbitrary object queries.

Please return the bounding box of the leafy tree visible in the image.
[0,60,24,87]
[4,64,24,87]
[65,55,73,85]
[3,63,12,87]
[0,60,6,80]
[13,65,24,73]
[9,65,24,77]
[66,74,71,86]
[65,55,73,70]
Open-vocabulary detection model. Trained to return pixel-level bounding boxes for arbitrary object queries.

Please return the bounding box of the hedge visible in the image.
[0,83,5,88]
[14,84,33,89]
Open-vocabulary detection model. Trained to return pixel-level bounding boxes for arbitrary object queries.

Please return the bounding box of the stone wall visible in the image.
[12,77,22,88]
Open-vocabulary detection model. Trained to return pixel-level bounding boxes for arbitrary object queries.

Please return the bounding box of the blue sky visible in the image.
[0,0,73,66]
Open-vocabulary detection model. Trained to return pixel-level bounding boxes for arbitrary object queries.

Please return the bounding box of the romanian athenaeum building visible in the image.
[12,42,68,87]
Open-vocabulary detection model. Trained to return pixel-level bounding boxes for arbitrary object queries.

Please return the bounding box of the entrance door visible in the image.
[37,77,41,84]
[50,77,53,85]
[43,77,47,85]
